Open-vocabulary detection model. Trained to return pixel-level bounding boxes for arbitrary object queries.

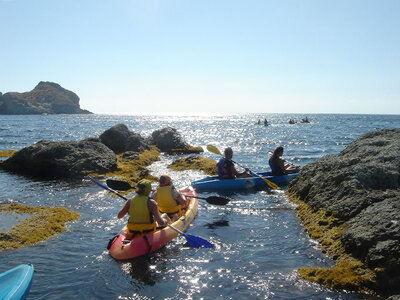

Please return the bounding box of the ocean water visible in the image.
[0,113,399,299]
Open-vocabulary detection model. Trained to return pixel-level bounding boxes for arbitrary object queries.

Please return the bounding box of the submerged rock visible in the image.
[0,138,117,178]
[0,203,79,251]
[289,129,400,294]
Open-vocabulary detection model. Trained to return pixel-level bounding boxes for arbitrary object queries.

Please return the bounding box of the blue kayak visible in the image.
[192,172,298,191]
[0,264,34,300]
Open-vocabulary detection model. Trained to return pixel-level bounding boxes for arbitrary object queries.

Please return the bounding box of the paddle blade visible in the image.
[106,179,133,191]
[205,196,230,205]
[184,233,214,248]
[262,177,278,190]
[206,145,222,155]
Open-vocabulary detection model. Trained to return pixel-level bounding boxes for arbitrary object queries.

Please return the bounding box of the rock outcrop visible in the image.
[289,129,400,294]
[99,124,151,154]
[0,138,117,178]
[0,81,92,115]
[149,127,203,153]
[0,124,203,180]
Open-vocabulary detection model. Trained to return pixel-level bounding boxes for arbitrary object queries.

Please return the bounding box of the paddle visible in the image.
[87,176,214,248]
[106,179,230,205]
[206,145,278,190]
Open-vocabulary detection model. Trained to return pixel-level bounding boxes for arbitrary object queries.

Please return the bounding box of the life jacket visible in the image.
[269,158,284,176]
[127,181,156,235]
[217,158,234,179]
[156,185,181,215]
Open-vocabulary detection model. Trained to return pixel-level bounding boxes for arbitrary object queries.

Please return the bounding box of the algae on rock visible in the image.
[168,155,218,175]
[0,203,80,251]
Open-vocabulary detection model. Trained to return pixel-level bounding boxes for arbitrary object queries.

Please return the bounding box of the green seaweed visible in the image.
[0,204,80,251]
[0,150,17,158]
[287,190,376,293]
[168,155,218,175]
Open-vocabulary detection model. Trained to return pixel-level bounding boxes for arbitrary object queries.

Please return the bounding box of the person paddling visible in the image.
[217,147,252,179]
[269,146,300,176]
[152,175,188,222]
[117,179,166,239]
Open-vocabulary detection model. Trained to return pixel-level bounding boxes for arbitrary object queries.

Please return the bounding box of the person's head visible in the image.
[224,147,233,159]
[136,179,152,196]
[272,146,284,159]
[159,174,172,187]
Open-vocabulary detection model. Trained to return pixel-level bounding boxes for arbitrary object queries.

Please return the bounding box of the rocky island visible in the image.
[0,81,92,114]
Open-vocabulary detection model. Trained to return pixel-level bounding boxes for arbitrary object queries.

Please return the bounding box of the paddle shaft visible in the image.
[105,179,229,205]
[88,176,128,201]
[232,159,278,189]
[166,223,185,235]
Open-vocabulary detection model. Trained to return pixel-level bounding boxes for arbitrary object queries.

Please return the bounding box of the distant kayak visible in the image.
[300,118,310,123]
[108,187,198,260]
[0,264,34,300]
[192,172,298,191]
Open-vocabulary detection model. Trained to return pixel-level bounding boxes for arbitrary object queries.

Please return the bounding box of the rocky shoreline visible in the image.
[288,129,400,296]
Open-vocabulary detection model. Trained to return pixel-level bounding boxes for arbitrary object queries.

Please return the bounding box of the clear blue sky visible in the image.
[1,0,399,114]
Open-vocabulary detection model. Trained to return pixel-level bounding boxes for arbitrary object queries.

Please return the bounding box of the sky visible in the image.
[1,0,399,115]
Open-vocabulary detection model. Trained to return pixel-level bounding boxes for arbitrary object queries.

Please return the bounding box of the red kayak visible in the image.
[108,187,198,260]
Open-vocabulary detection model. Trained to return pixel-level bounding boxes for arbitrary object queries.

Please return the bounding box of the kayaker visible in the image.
[117,179,166,239]
[217,147,251,179]
[269,146,300,175]
[152,174,188,222]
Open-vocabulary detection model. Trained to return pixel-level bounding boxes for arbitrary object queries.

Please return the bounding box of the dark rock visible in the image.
[289,128,400,293]
[150,127,189,152]
[0,81,92,115]
[0,139,117,178]
[99,124,151,154]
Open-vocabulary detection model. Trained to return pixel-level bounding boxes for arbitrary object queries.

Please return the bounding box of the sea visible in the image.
[0,113,399,300]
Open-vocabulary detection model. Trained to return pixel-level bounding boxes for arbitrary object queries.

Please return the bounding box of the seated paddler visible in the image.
[117,179,166,239]
[268,146,300,176]
[217,147,251,179]
[152,174,188,222]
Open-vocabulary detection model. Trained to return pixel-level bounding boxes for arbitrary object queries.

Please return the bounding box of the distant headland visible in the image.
[0,81,92,115]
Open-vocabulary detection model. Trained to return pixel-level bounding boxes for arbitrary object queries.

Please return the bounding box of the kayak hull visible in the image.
[109,187,198,260]
[191,172,298,191]
[0,264,34,300]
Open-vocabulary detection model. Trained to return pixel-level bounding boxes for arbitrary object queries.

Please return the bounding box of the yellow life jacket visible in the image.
[127,194,156,233]
[156,185,181,215]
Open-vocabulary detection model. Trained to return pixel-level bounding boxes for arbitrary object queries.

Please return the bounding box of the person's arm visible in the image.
[230,165,239,178]
[148,199,166,226]
[172,189,187,207]
[118,199,131,219]
[276,158,287,174]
